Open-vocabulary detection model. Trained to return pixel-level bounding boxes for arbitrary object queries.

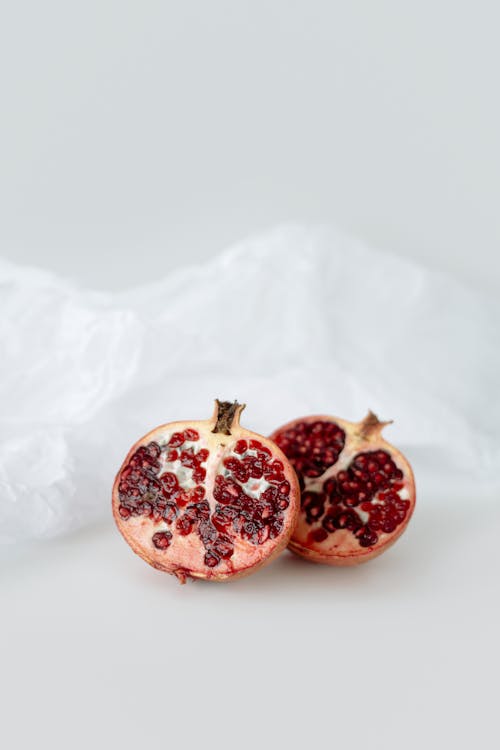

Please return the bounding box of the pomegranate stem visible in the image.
[212,400,245,435]
[357,411,393,440]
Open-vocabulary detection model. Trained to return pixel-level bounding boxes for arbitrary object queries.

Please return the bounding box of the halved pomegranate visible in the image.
[270,412,415,565]
[112,400,300,582]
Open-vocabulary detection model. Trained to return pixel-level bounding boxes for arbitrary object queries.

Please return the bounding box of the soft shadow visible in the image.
[3,493,496,597]
[182,493,497,596]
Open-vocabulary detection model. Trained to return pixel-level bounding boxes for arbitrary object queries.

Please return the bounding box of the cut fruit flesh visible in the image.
[112,401,300,582]
[270,412,416,565]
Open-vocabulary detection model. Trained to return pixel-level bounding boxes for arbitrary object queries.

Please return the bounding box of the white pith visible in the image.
[157,437,203,488]
[220,446,277,499]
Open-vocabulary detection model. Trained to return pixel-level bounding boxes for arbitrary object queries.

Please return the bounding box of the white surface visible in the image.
[1,1,499,293]
[1,3,499,749]
[1,489,498,750]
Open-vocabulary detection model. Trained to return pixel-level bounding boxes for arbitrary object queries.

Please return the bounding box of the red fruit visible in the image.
[113,400,300,583]
[270,412,415,566]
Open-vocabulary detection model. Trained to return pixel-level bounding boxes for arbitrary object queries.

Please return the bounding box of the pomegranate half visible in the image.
[270,412,416,565]
[112,400,300,582]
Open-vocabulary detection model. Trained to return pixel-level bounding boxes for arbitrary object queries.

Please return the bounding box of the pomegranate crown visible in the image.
[211,399,246,435]
[356,411,393,440]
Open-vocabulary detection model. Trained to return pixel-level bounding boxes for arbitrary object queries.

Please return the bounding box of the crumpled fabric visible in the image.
[1,225,499,543]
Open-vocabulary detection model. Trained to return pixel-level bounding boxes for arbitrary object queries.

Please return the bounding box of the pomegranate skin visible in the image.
[270,412,416,566]
[112,401,300,583]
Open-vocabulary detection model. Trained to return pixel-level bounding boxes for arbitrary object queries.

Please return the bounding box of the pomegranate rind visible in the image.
[113,415,300,582]
[270,413,416,566]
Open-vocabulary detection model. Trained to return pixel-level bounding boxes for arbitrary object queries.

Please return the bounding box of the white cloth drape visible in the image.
[1,225,498,543]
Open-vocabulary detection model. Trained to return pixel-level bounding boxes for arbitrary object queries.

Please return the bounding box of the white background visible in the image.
[1,1,499,293]
[1,2,499,749]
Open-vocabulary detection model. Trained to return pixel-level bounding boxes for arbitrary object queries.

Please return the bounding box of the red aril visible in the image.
[112,400,300,582]
[270,412,415,565]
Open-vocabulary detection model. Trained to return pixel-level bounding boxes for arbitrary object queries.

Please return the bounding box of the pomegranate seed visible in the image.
[262,486,278,503]
[234,440,248,454]
[213,475,242,504]
[278,481,291,497]
[193,467,206,483]
[276,497,289,510]
[256,525,270,545]
[322,515,336,533]
[323,509,363,533]
[213,535,234,559]
[233,464,250,484]
[248,458,264,479]
[147,442,161,458]
[312,527,328,543]
[343,495,361,508]
[180,451,197,469]
[252,439,273,456]
[241,520,260,541]
[212,505,239,530]
[152,531,172,549]
[176,516,194,535]
[160,472,179,495]
[356,526,378,548]
[268,518,284,539]
[192,501,210,520]
[183,428,199,441]
[204,551,220,568]
[163,502,178,523]
[199,520,218,544]
[169,432,185,447]
[224,457,240,472]
[176,491,189,507]
[257,502,274,520]
[323,477,337,496]
[382,519,397,534]
[302,491,325,523]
